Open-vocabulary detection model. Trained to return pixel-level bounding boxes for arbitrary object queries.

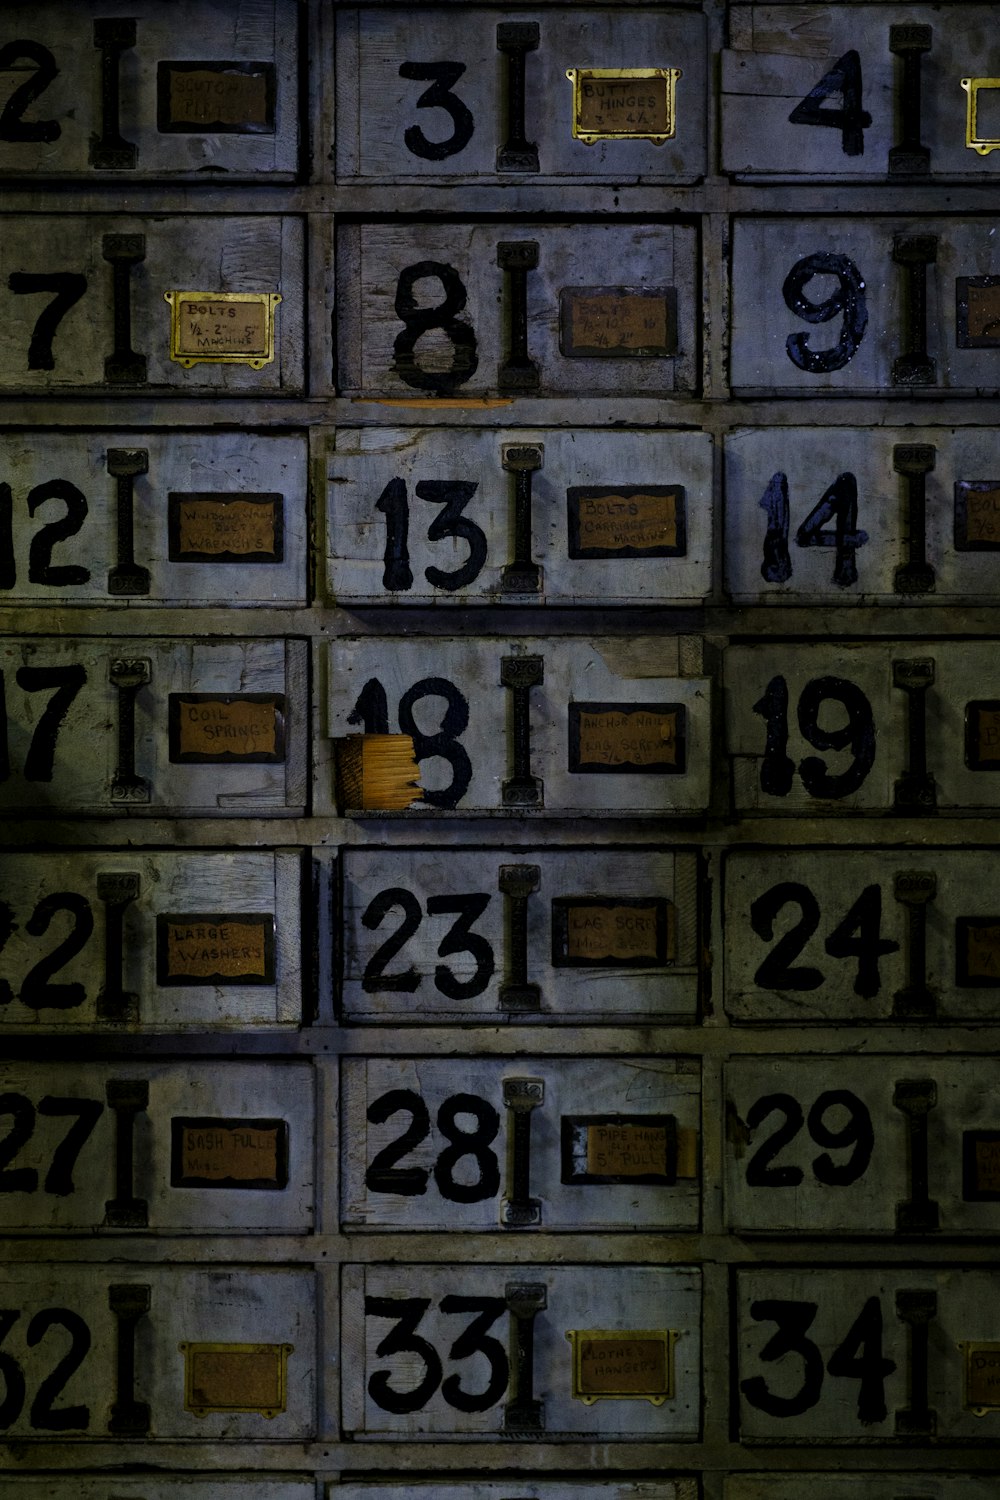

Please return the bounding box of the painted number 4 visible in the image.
[760,472,868,587]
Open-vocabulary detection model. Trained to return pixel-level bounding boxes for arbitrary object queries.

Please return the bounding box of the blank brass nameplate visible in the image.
[962,78,1000,155]
[164,291,281,368]
[566,68,680,145]
[560,286,677,357]
[156,913,276,986]
[963,1341,1000,1415]
[179,1340,292,1417]
[565,1328,676,1404]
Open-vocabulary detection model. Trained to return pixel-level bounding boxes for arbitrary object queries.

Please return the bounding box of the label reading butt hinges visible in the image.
[566,68,681,145]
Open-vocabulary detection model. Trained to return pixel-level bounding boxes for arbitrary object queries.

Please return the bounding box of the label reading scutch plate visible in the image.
[168,694,286,763]
[965,1342,1000,1414]
[560,287,677,357]
[567,68,680,144]
[158,61,275,133]
[168,493,283,564]
[567,485,685,559]
[156,913,275,986]
[552,896,673,967]
[956,917,1000,985]
[171,1116,288,1189]
[180,1341,292,1417]
[568,702,686,774]
[566,1328,674,1404]
[164,291,281,369]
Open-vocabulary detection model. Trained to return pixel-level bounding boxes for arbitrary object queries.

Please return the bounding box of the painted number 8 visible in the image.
[783,252,868,373]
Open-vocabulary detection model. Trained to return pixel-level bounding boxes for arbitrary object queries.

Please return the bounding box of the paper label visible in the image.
[567,485,684,558]
[587,1122,671,1177]
[169,493,283,563]
[577,75,669,137]
[182,1342,288,1416]
[955,482,1000,549]
[157,913,275,986]
[569,703,685,773]
[553,896,672,965]
[560,287,677,357]
[176,299,269,358]
[168,694,285,763]
[966,1343,1000,1411]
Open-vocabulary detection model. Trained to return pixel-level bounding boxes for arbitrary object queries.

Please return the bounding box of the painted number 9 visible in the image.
[783,252,868,373]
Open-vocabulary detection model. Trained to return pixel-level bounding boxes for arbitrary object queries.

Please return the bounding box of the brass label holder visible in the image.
[179,1340,292,1417]
[164,290,281,368]
[565,1327,676,1404]
[962,78,1000,155]
[566,68,680,145]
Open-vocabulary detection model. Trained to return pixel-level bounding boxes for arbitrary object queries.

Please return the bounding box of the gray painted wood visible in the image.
[732,216,1000,395]
[0,0,299,178]
[327,426,711,605]
[335,7,705,183]
[736,1267,1000,1443]
[723,6,1000,180]
[0,1058,314,1232]
[0,215,303,393]
[0,636,307,815]
[725,847,1000,1025]
[0,429,306,605]
[339,845,700,1022]
[0,1264,317,1439]
[0,849,302,1028]
[725,425,1000,605]
[725,1054,1000,1235]
[341,1054,700,1229]
[341,1262,701,1438]
[336,222,698,397]
[327,636,711,814]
